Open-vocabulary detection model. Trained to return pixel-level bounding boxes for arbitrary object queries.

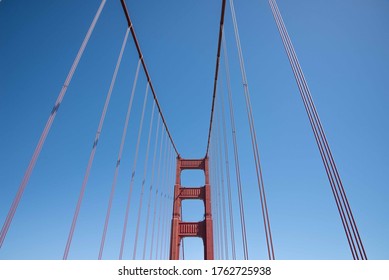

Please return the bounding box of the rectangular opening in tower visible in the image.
[181,200,205,222]
[180,169,205,187]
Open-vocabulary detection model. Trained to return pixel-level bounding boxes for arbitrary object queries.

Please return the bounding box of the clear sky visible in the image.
[1,0,388,260]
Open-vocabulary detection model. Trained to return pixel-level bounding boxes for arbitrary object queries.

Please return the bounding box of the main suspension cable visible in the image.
[205,0,227,156]
[120,0,179,156]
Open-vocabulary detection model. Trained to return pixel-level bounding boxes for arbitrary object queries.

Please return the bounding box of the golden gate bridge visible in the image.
[0,0,370,260]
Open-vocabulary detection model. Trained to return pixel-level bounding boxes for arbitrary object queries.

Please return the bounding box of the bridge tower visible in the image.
[169,157,214,260]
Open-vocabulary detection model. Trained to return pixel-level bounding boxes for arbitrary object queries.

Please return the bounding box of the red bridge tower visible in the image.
[169,157,214,260]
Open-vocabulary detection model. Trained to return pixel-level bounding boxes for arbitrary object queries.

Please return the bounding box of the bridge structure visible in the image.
[0,0,368,260]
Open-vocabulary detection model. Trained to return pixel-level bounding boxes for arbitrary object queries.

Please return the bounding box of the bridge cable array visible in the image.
[0,0,108,250]
[207,0,366,260]
[229,0,275,260]
[118,82,150,260]
[207,0,275,260]
[98,58,142,260]
[0,0,367,260]
[141,116,161,259]
[268,0,367,260]
[64,21,131,261]
[1,0,178,260]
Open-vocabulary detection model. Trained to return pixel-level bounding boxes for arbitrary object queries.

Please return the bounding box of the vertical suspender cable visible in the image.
[269,0,365,259]
[164,152,174,259]
[159,144,172,259]
[216,102,230,259]
[270,0,357,257]
[206,0,250,259]
[0,0,107,249]
[158,193,167,259]
[133,102,156,259]
[160,148,171,260]
[119,82,149,260]
[155,136,169,259]
[142,117,161,259]
[211,136,221,259]
[209,139,220,259]
[97,39,138,261]
[162,147,174,259]
[213,119,221,259]
[209,144,215,258]
[149,130,166,259]
[268,1,355,256]
[229,0,275,260]
[166,155,176,259]
[219,66,236,259]
[155,194,164,259]
[63,20,127,260]
[213,105,227,259]
[268,0,366,259]
[222,36,249,260]
[214,122,225,259]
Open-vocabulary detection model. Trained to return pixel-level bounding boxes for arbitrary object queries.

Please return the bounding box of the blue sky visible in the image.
[1,0,388,260]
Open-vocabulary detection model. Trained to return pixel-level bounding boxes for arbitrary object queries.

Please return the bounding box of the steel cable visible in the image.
[120,0,179,156]
[219,64,237,259]
[0,0,107,249]
[98,56,141,260]
[142,117,161,259]
[149,130,166,259]
[229,0,275,260]
[155,133,169,259]
[119,82,149,260]
[133,102,156,259]
[221,36,249,260]
[64,22,127,259]
[269,0,366,259]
